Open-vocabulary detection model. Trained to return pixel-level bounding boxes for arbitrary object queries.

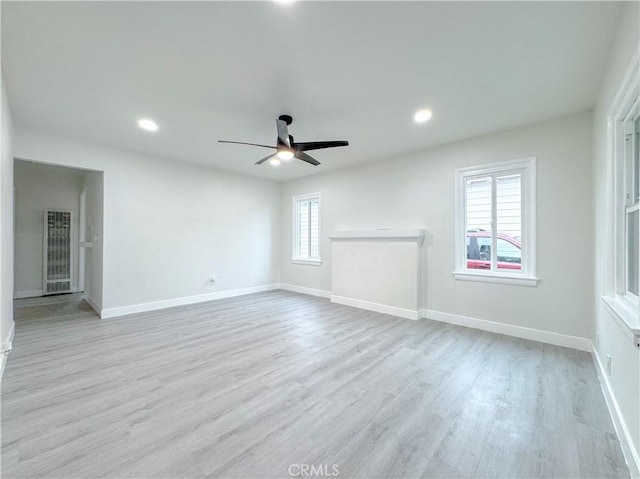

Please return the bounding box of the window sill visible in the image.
[601,296,640,342]
[291,259,322,266]
[453,271,539,287]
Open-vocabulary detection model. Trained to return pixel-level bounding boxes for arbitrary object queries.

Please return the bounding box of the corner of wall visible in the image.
[1,75,16,379]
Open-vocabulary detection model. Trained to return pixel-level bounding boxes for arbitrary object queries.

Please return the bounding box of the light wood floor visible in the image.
[2,291,629,478]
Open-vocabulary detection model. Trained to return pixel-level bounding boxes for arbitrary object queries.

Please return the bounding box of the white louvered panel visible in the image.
[43,210,72,295]
[465,176,492,231]
[465,174,522,238]
[310,200,319,258]
[299,200,310,258]
[496,174,522,237]
[294,193,321,261]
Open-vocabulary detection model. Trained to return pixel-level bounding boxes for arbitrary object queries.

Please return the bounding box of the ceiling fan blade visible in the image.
[255,154,275,165]
[294,151,320,166]
[218,140,276,149]
[276,119,291,148]
[292,140,349,152]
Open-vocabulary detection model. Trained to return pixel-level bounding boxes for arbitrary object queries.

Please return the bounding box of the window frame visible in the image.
[454,157,538,287]
[605,56,640,335]
[292,192,322,265]
[623,107,639,299]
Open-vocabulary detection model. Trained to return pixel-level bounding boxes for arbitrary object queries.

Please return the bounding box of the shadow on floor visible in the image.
[14,293,99,323]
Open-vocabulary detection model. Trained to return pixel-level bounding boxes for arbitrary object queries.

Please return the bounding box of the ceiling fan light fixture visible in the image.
[276,149,294,161]
[269,157,282,166]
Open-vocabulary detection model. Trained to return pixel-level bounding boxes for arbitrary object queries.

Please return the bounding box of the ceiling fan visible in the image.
[218,114,349,166]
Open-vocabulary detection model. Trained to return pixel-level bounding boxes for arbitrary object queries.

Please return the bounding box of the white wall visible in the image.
[14,160,85,297]
[0,77,15,376]
[280,112,593,340]
[592,1,640,473]
[82,170,104,311]
[13,128,280,314]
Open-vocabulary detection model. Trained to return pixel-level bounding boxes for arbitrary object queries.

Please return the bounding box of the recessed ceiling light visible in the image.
[270,157,282,167]
[275,0,296,4]
[276,149,294,161]
[413,109,433,124]
[137,118,158,132]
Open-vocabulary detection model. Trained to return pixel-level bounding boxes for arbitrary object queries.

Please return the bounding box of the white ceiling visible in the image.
[1,1,623,181]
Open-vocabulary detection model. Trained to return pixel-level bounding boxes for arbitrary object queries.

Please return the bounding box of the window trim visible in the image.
[292,192,322,264]
[453,157,538,286]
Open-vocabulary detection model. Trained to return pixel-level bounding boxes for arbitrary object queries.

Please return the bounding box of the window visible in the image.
[625,112,639,297]
[292,193,321,264]
[612,82,640,309]
[454,157,537,286]
[603,57,640,338]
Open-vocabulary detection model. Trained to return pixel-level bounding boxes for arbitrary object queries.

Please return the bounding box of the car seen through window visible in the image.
[466,230,521,270]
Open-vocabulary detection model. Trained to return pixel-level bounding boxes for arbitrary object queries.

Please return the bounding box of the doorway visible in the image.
[13,159,104,314]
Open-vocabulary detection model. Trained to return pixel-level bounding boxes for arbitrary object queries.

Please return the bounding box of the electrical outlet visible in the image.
[606,354,612,376]
[596,332,600,348]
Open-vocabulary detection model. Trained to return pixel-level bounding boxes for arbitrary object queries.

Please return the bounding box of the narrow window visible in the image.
[292,193,321,264]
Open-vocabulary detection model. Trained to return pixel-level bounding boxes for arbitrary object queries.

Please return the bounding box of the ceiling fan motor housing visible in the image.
[278,114,293,125]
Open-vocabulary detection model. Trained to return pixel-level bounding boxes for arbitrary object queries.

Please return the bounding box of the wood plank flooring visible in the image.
[1,290,629,478]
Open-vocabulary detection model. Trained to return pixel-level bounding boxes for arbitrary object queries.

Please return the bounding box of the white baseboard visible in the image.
[1,322,16,381]
[87,281,590,352]
[13,289,42,299]
[421,309,592,352]
[279,283,332,299]
[331,295,419,320]
[592,345,640,478]
[100,284,280,319]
